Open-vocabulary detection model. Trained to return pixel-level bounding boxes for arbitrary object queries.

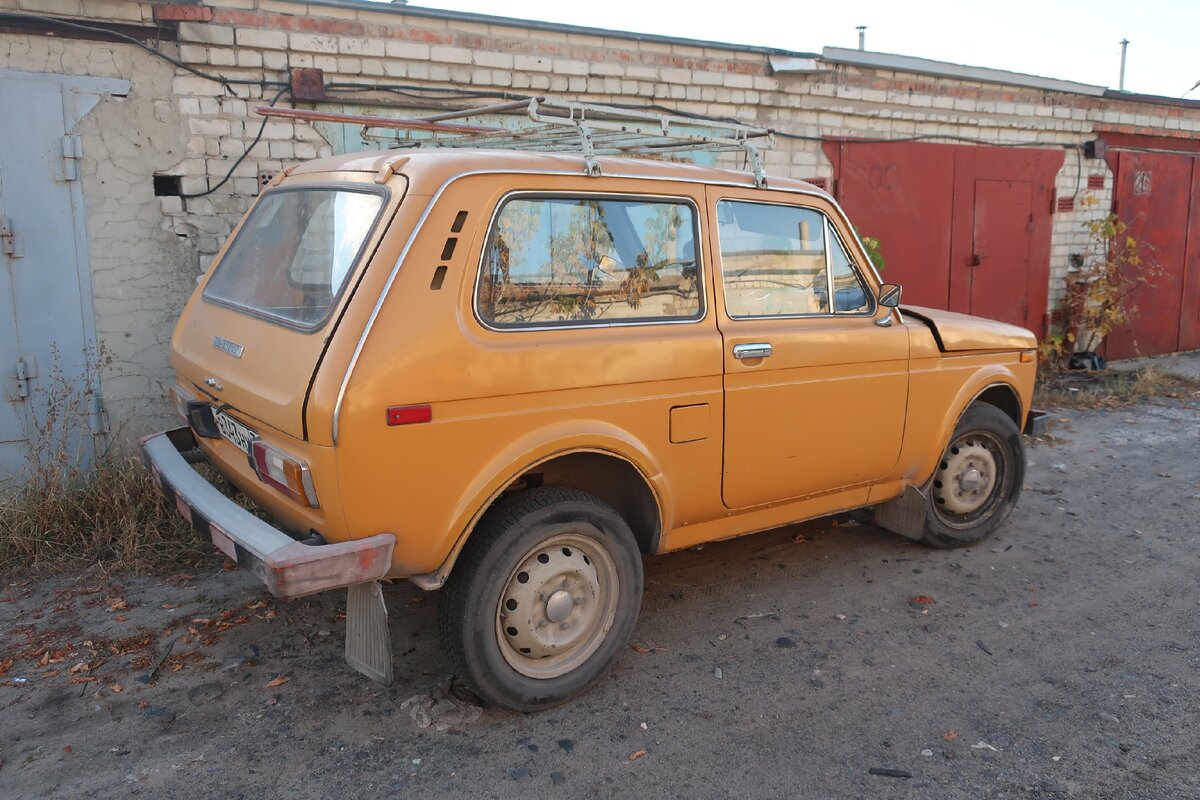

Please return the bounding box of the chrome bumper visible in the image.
[139,427,395,599]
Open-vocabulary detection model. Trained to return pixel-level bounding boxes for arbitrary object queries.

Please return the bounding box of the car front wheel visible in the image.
[921,403,1025,549]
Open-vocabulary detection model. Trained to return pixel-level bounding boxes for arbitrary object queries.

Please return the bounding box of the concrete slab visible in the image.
[1109,349,1200,380]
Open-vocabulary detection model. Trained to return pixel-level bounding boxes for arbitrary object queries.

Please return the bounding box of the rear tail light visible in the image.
[249,440,319,508]
[169,384,195,420]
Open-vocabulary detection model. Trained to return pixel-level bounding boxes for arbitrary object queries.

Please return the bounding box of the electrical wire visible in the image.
[180,87,291,199]
[2,9,1092,192]
[0,11,287,92]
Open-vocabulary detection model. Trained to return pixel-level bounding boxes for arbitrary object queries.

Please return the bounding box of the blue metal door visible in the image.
[0,75,99,483]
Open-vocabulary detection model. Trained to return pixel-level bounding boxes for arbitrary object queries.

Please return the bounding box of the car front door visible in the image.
[709,186,909,509]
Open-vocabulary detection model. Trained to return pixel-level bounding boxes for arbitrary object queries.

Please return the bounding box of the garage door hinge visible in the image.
[1,218,22,258]
[11,354,37,401]
[87,392,110,436]
[60,134,81,182]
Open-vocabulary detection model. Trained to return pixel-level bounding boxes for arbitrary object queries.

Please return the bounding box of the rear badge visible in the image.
[213,335,244,358]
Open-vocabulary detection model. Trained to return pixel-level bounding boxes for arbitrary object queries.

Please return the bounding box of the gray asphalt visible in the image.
[3,398,1199,799]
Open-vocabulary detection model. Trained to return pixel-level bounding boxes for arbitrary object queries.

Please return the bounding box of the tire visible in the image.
[921,403,1025,549]
[439,487,644,711]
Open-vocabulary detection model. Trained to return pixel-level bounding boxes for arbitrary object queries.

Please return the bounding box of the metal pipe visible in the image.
[1118,38,1129,91]
[253,105,503,133]
[857,26,867,51]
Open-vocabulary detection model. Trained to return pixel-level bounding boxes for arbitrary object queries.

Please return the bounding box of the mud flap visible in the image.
[872,485,929,541]
[345,582,394,686]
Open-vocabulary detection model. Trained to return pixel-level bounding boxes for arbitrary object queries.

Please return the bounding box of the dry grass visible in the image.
[0,454,219,576]
[1035,366,1200,410]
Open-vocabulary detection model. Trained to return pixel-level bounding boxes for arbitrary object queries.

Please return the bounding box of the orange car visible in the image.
[142,144,1041,710]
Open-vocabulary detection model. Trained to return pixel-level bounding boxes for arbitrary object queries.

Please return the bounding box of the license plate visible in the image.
[212,407,257,455]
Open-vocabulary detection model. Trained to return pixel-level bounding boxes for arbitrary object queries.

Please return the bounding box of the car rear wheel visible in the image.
[921,403,1025,549]
[439,487,643,711]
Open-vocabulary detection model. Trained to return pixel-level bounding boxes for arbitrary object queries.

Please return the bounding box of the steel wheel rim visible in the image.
[495,532,619,679]
[931,430,1011,529]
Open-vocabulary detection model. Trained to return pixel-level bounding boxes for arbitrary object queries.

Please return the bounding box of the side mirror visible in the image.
[878,283,902,308]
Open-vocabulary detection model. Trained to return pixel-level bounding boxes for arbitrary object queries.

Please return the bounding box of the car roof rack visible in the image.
[257,97,776,188]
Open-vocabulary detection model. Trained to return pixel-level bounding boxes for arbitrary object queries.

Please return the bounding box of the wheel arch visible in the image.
[904,369,1028,490]
[411,427,668,590]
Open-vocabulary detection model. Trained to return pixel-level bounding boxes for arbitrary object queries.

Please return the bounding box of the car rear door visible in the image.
[708,186,909,509]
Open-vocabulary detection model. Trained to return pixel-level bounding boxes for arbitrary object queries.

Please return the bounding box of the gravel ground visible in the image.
[2,398,1199,800]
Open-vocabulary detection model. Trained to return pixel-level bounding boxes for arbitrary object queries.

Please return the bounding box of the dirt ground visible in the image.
[3,398,1199,800]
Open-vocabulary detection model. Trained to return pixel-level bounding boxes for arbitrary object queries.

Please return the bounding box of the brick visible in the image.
[236,28,288,50]
[153,4,214,22]
[514,54,552,72]
[289,32,339,54]
[339,38,386,57]
[431,45,473,64]
[188,118,230,136]
[178,44,208,64]
[208,47,236,67]
[178,22,235,46]
[555,59,589,76]
[473,50,513,70]
[385,40,431,60]
[262,50,288,71]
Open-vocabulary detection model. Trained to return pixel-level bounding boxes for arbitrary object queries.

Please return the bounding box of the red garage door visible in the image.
[823,140,1062,335]
[1104,143,1200,359]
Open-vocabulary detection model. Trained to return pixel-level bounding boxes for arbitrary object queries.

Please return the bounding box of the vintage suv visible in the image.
[142,111,1041,710]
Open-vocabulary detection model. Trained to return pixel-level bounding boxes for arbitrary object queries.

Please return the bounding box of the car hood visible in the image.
[901,305,1037,352]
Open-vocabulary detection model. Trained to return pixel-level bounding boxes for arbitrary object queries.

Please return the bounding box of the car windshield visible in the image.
[203,186,386,329]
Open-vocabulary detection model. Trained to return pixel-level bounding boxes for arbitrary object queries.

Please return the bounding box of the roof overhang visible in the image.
[821,46,1107,97]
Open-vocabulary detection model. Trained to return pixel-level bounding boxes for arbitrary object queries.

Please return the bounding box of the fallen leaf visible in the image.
[109,683,123,693]
[246,600,267,610]
[68,662,91,675]
[161,603,178,610]
[38,651,50,667]
[41,670,59,679]
[114,614,128,622]
[69,676,98,685]
[108,599,129,612]
[943,730,959,741]
[264,675,290,689]
[0,657,12,676]
[911,595,936,605]
[629,750,647,762]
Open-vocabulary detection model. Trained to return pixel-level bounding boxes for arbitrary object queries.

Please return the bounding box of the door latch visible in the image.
[1,218,23,258]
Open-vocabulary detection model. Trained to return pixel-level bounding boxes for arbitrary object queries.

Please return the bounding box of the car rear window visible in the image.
[203,186,387,330]
[478,195,702,328]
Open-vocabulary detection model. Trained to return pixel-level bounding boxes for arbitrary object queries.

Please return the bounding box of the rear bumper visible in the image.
[139,427,394,599]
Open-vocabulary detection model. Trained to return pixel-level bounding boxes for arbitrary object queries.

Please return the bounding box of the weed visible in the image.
[1,344,218,576]
[1035,366,1200,410]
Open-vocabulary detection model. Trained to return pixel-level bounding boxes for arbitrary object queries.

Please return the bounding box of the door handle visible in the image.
[732,343,773,360]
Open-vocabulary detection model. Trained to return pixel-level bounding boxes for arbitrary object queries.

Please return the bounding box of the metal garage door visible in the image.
[823,140,1062,335]
[1105,147,1200,359]
[1,72,111,483]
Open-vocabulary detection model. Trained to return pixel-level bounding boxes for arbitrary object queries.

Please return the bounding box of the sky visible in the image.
[405,0,1197,99]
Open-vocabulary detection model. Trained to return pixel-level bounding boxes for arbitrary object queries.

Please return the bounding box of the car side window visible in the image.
[477,196,702,328]
[828,226,871,313]
[715,199,873,318]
